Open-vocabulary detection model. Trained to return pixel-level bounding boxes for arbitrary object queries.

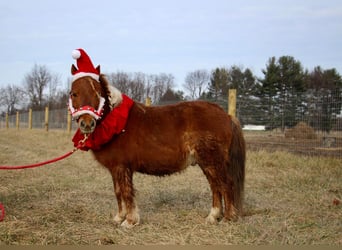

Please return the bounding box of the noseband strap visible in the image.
[69,78,106,120]
[68,96,105,120]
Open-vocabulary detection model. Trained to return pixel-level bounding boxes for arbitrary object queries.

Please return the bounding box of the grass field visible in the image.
[0,129,341,245]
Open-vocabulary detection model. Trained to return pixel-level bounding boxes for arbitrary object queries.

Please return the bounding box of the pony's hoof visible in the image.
[121,219,139,229]
[205,215,219,224]
[205,207,221,224]
[221,215,239,223]
[113,214,125,225]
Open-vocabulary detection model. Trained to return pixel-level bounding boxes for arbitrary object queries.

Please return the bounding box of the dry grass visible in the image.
[0,129,341,245]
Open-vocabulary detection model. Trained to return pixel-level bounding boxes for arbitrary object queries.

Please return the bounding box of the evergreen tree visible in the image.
[258,56,306,130]
[228,66,259,125]
[277,56,306,129]
[207,67,230,100]
[258,57,280,129]
[306,67,342,132]
[159,88,184,104]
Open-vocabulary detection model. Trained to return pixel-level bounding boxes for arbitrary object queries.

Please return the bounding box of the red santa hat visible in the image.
[71,48,100,82]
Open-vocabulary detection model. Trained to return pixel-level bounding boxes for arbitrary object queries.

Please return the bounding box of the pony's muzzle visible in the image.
[79,116,96,134]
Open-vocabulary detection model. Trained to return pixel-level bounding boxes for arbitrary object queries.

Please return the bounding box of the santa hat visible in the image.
[71,48,100,82]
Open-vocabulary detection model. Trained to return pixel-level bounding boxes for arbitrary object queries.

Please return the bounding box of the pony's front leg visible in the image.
[112,177,126,225]
[113,166,140,228]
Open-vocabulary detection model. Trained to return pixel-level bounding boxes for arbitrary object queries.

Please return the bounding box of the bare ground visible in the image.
[244,130,342,158]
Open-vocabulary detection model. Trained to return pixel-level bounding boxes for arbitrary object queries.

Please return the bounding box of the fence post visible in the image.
[67,111,72,134]
[28,108,32,129]
[145,97,151,106]
[5,113,9,129]
[44,106,49,132]
[228,89,236,117]
[16,111,19,130]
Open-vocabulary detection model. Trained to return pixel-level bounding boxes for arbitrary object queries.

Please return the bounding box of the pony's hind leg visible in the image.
[201,167,223,224]
[222,181,238,222]
[201,163,239,223]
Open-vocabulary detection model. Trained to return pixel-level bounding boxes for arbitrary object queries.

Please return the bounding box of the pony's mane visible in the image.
[99,74,123,108]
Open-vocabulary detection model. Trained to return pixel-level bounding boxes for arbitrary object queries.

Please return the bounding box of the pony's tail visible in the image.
[228,116,246,217]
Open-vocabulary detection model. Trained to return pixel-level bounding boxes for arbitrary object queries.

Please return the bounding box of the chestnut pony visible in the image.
[69,69,246,228]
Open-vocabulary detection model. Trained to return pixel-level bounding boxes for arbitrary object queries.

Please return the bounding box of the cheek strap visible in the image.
[68,96,105,120]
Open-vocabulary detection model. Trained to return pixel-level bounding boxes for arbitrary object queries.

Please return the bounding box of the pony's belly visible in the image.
[135,158,189,176]
[132,142,197,176]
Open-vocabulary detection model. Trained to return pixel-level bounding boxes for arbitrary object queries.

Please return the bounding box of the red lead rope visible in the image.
[0,135,88,170]
[0,149,77,170]
[0,135,88,221]
[0,203,4,222]
[0,147,78,222]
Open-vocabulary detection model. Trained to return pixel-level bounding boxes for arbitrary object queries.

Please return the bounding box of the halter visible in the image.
[68,79,106,120]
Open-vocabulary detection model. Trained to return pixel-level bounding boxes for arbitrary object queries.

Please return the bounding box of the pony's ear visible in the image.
[96,65,101,74]
[71,64,78,75]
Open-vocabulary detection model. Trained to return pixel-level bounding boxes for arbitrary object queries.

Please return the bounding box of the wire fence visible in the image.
[0,108,78,131]
[1,94,341,158]
[234,92,342,158]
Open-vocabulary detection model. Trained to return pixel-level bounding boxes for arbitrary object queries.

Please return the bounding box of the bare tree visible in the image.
[150,73,175,103]
[109,71,131,94]
[48,73,61,103]
[0,84,25,114]
[130,72,146,102]
[108,71,175,103]
[183,69,209,99]
[24,64,59,109]
[109,71,146,102]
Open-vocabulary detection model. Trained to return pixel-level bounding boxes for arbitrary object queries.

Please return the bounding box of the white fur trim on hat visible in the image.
[72,72,100,82]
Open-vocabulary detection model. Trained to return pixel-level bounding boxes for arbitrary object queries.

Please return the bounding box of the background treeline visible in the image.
[1,55,341,132]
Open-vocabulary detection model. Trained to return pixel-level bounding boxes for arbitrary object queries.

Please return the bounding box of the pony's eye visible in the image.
[70,92,78,98]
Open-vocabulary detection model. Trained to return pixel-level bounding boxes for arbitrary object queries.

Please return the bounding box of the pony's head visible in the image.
[69,64,122,134]
[69,48,123,134]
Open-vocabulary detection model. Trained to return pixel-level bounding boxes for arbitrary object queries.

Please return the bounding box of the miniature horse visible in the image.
[69,72,246,228]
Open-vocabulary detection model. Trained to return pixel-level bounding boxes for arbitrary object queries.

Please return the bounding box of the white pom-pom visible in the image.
[72,49,81,59]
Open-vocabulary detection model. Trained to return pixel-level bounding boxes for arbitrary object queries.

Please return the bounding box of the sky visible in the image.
[0,0,341,91]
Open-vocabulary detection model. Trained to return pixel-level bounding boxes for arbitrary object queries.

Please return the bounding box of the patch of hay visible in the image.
[285,122,317,139]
